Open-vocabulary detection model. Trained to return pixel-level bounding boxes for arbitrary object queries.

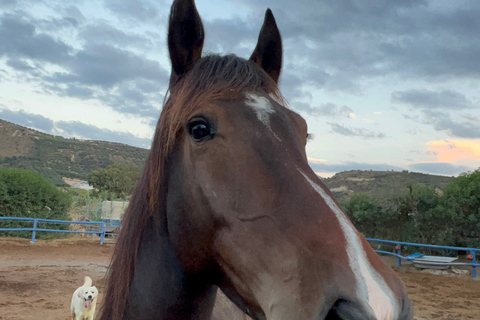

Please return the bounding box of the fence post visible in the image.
[397,243,402,267]
[31,219,37,243]
[100,222,105,245]
[471,250,476,279]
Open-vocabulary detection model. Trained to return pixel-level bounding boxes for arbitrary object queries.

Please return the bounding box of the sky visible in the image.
[0,0,479,178]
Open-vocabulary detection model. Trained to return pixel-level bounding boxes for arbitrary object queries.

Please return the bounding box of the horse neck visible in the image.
[121,216,217,320]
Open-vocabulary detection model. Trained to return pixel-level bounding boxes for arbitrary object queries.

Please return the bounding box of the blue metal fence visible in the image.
[1,217,478,278]
[366,238,480,279]
[0,217,108,244]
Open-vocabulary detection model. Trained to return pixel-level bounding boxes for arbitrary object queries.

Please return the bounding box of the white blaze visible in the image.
[245,93,275,127]
[245,93,282,141]
[299,170,398,320]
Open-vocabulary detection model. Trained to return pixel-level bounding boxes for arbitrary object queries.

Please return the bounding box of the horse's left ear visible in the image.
[249,9,283,84]
[168,0,205,86]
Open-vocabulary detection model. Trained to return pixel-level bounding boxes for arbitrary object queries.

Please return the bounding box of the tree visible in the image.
[0,168,72,239]
[88,164,141,200]
[395,185,444,244]
[440,169,480,247]
[342,193,395,239]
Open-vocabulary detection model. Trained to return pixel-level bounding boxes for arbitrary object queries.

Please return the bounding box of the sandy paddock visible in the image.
[0,237,479,320]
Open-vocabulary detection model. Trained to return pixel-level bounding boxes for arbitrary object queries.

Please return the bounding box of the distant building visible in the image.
[72,182,94,190]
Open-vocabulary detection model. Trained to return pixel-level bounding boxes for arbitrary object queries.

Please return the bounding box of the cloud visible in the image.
[78,22,154,49]
[226,0,480,92]
[393,89,480,139]
[103,0,163,22]
[423,110,480,138]
[6,58,35,71]
[292,102,354,118]
[0,108,54,132]
[308,160,404,173]
[56,120,151,148]
[425,139,480,162]
[47,44,166,88]
[391,89,475,110]
[307,157,328,165]
[203,17,255,57]
[0,0,18,9]
[61,5,86,23]
[327,122,386,139]
[408,162,471,176]
[41,43,167,117]
[0,109,151,148]
[0,13,72,63]
[0,12,168,118]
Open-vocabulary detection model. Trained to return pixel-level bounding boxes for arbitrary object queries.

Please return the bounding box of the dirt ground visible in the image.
[0,237,479,320]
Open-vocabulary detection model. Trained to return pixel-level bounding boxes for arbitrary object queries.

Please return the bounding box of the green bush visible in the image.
[0,168,72,239]
[342,169,480,250]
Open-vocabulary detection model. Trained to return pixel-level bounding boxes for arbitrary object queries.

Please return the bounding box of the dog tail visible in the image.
[83,276,93,287]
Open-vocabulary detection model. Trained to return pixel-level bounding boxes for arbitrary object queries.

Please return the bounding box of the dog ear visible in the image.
[77,289,83,298]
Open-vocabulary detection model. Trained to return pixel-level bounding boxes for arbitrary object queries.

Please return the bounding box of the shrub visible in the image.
[0,168,72,239]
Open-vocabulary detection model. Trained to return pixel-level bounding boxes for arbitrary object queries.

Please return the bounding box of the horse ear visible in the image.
[249,9,283,84]
[168,0,205,85]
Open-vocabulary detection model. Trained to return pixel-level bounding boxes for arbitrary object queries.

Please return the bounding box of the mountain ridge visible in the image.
[0,119,149,185]
[0,119,454,195]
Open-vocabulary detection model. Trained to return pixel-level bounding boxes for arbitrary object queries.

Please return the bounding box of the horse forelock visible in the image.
[100,53,286,320]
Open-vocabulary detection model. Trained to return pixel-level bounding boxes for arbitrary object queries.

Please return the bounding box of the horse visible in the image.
[99,0,413,319]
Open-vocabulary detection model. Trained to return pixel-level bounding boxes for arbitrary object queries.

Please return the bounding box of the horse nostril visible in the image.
[326,299,376,320]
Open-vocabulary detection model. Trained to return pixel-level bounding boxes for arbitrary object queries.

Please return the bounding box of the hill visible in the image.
[0,120,455,196]
[322,170,454,204]
[0,120,149,186]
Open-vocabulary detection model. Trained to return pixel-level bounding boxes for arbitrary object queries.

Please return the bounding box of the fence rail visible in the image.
[366,238,479,279]
[0,216,109,244]
[1,217,478,278]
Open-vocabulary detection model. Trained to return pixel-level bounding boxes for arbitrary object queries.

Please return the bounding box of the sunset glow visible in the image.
[426,140,480,162]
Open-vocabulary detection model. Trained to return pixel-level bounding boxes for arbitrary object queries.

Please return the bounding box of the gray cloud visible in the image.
[292,102,353,118]
[408,162,471,176]
[42,81,164,118]
[51,44,166,88]
[328,122,386,139]
[0,109,152,148]
[79,23,154,49]
[63,85,95,99]
[308,160,404,173]
[0,13,72,63]
[98,83,164,118]
[103,0,164,22]
[423,110,480,138]
[0,0,17,8]
[56,120,151,148]
[0,108,54,132]
[218,0,480,93]
[6,58,35,71]
[203,17,255,57]
[0,12,168,118]
[315,104,353,118]
[61,5,85,23]
[392,89,475,110]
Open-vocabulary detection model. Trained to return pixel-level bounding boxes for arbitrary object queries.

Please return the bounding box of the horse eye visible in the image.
[188,120,212,142]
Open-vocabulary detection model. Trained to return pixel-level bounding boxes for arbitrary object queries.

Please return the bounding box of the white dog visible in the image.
[71,276,98,320]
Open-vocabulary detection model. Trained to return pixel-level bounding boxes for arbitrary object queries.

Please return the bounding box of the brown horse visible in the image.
[100,0,413,319]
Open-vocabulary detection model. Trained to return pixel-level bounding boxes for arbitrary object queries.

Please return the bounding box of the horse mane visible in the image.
[99,54,285,320]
